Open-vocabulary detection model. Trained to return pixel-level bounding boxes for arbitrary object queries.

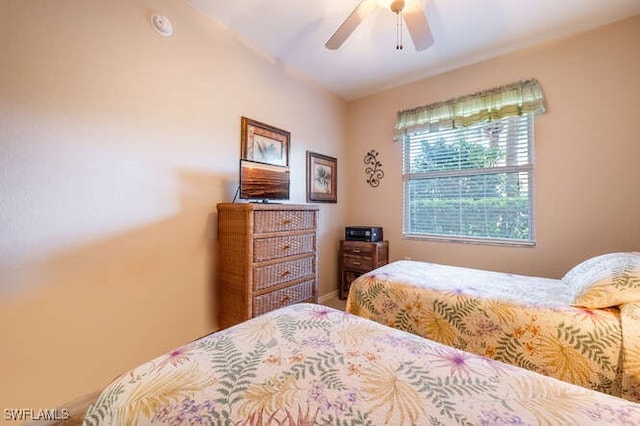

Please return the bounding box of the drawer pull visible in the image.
[352,249,361,253]
[281,270,291,277]
[282,219,291,225]
[280,295,290,304]
[352,261,361,266]
[282,244,291,250]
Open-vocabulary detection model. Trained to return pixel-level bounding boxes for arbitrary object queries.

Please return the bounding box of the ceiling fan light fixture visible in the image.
[326,0,433,51]
[390,0,405,14]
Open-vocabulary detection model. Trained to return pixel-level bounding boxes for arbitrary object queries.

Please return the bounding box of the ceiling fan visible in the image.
[325,0,434,51]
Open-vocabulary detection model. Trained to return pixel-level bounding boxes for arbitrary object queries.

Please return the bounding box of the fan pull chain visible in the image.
[396,11,403,50]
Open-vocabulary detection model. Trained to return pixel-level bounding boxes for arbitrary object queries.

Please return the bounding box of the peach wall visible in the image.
[345,15,640,278]
[0,0,346,410]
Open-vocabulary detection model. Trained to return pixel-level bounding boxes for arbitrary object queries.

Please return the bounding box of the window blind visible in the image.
[402,114,534,244]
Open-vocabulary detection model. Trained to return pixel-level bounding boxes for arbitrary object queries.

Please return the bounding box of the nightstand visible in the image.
[338,240,389,300]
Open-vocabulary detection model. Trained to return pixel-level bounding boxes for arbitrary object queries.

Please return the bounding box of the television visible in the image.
[239,159,290,202]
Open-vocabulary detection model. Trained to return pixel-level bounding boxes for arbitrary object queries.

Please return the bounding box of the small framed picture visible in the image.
[241,117,290,167]
[306,151,337,203]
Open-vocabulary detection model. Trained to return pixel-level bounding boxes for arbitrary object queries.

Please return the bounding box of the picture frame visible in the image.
[306,151,337,203]
[241,116,290,167]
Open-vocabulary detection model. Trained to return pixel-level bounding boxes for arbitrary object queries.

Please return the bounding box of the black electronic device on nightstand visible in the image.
[345,226,383,242]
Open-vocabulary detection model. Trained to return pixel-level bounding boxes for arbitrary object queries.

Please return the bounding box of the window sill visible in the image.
[402,233,536,247]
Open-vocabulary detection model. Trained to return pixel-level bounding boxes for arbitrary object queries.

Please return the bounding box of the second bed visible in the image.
[346,254,640,402]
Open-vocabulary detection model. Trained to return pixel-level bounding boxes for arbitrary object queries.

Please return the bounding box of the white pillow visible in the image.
[563,252,640,308]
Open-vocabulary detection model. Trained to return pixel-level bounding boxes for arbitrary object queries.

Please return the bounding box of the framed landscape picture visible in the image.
[306,151,337,203]
[241,117,290,167]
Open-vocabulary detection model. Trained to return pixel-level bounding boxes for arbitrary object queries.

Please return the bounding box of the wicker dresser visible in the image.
[216,203,319,328]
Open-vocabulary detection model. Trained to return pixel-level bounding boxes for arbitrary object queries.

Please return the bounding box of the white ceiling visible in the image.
[187,0,640,100]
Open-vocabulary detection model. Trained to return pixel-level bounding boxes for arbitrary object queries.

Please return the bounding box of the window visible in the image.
[403,114,534,244]
[395,79,545,246]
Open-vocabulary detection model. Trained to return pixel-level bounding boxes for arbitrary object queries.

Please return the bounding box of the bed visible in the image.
[81,303,640,425]
[346,252,640,403]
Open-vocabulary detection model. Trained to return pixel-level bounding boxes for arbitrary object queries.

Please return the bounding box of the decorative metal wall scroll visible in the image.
[364,149,384,187]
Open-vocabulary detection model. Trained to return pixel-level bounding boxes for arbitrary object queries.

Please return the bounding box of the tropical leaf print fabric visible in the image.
[621,302,640,402]
[346,260,640,402]
[563,252,640,308]
[83,303,640,425]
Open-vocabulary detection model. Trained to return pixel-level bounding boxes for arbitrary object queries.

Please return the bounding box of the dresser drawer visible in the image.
[343,254,373,272]
[254,234,316,262]
[252,279,315,317]
[342,243,374,256]
[254,210,316,234]
[253,256,315,291]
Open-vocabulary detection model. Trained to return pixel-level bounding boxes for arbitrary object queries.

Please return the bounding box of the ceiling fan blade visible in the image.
[325,0,377,50]
[403,0,434,51]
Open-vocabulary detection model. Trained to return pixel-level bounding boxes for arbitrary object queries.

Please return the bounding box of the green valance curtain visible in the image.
[393,79,546,142]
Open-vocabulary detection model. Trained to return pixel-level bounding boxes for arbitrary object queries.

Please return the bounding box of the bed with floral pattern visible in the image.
[82,303,640,425]
[346,253,640,403]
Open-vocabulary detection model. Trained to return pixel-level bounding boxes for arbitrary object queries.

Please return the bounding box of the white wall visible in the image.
[0,0,347,409]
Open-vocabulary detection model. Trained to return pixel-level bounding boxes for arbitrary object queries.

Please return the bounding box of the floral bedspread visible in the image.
[83,303,640,425]
[346,260,640,402]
